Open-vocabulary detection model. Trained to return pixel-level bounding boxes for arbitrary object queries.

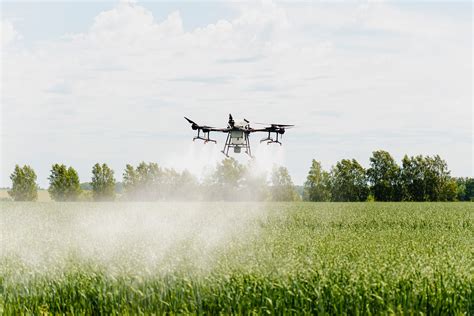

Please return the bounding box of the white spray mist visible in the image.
[0,202,268,278]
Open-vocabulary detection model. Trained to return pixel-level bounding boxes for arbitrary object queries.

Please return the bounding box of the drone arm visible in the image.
[207,127,231,133]
[247,128,269,133]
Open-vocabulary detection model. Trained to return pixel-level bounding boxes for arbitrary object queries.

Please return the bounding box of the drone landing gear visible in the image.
[267,140,282,145]
[260,132,282,145]
[193,130,216,144]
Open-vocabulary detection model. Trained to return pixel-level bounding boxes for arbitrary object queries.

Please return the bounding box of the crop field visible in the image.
[0,189,51,202]
[0,202,472,314]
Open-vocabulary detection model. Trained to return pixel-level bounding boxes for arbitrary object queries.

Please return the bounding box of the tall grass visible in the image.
[1,202,472,314]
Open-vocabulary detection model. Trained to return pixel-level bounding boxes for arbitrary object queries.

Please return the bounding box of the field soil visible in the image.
[0,202,472,314]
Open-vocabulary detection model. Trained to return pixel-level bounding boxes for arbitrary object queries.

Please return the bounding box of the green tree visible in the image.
[48,164,81,201]
[123,164,137,198]
[271,166,299,201]
[440,178,458,201]
[123,162,162,200]
[91,163,116,201]
[424,155,453,201]
[215,158,245,188]
[401,155,456,201]
[456,177,474,201]
[401,155,426,201]
[159,168,201,201]
[303,159,331,201]
[206,158,246,200]
[8,165,38,201]
[80,182,92,190]
[160,168,181,200]
[367,150,402,201]
[331,159,369,202]
[175,169,200,200]
[465,178,474,201]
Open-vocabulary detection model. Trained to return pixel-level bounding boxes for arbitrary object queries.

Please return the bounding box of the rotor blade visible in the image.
[254,122,294,127]
[184,117,197,125]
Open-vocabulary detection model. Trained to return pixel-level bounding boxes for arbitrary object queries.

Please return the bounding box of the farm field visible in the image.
[0,202,472,314]
[0,189,51,202]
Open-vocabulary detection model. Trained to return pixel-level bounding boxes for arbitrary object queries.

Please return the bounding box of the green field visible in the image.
[1,202,472,314]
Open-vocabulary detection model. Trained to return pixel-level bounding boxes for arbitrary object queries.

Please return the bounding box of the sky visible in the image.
[1,0,472,188]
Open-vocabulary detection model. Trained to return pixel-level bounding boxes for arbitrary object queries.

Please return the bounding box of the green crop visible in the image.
[1,202,472,314]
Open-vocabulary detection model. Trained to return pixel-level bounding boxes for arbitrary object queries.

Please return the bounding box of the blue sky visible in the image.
[1,1,472,187]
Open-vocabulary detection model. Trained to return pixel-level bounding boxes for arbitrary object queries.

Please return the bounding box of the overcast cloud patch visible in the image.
[170,76,234,84]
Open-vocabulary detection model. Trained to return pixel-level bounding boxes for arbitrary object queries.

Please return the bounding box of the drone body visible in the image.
[184,114,293,157]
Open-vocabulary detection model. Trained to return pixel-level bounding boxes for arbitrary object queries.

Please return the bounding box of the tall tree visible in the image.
[215,158,245,188]
[465,178,474,201]
[271,166,299,201]
[367,150,402,201]
[424,155,456,201]
[401,155,456,201]
[456,177,474,201]
[91,163,116,201]
[48,164,81,201]
[206,158,246,200]
[303,159,331,201]
[123,162,162,200]
[400,155,426,201]
[8,165,38,201]
[330,159,369,202]
[123,164,137,198]
[160,168,180,200]
[440,178,458,201]
[175,170,200,200]
[463,178,474,201]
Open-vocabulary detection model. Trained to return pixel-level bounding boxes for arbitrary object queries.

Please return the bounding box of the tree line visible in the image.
[5,150,474,202]
[6,160,299,202]
[304,150,473,202]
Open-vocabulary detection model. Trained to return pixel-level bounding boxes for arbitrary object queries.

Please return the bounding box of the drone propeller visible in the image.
[254,122,295,128]
[184,117,197,125]
[228,113,235,127]
[184,117,217,131]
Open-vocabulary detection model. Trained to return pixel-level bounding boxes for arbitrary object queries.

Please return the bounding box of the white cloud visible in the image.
[1,1,472,187]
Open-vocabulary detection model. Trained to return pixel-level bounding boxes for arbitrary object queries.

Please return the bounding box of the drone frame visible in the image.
[222,131,252,157]
[185,114,292,158]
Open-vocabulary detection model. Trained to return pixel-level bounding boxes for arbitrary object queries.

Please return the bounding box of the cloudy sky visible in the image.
[1,0,472,187]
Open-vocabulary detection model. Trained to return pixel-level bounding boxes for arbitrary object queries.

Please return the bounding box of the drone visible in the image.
[184,114,293,157]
